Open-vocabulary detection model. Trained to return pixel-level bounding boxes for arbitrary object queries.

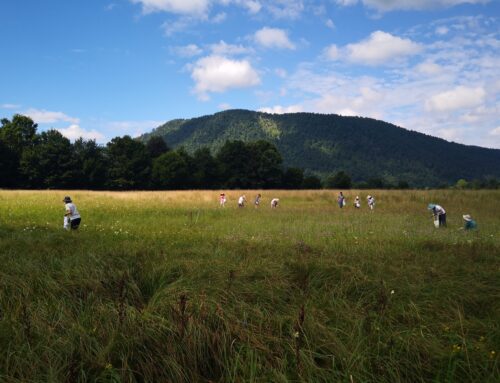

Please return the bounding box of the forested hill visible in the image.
[139,109,500,186]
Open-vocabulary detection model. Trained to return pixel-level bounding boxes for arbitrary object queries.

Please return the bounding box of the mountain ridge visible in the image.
[139,109,500,187]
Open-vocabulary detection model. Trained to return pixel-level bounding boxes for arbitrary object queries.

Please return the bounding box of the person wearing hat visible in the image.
[63,196,81,230]
[271,198,279,208]
[462,214,477,230]
[367,195,375,210]
[219,193,227,207]
[354,196,361,209]
[428,203,446,227]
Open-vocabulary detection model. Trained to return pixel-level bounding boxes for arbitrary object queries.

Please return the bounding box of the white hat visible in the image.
[463,214,472,221]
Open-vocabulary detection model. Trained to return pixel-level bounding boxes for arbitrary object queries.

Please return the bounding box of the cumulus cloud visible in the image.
[23,108,80,124]
[259,104,303,114]
[57,125,106,142]
[209,40,252,55]
[323,44,340,60]
[425,86,486,112]
[1,103,21,109]
[335,0,490,12]
[191,55,260,99]
[130,0,210,15]
[254,27,295,50]
[489,127,500,136]
[344,31,422,65]
[172,44,203,57]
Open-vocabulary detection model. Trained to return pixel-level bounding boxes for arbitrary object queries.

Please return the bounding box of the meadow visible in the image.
[0,189,499,383]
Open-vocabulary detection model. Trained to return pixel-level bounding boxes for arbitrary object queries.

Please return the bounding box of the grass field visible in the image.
[0,189,499,382]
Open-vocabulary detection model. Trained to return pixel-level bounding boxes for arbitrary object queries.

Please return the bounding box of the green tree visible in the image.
[72,138,107,189]
[455,179,468,189]
[19,130,74,188]
[146,136,169,159]
[152,150,191,189]
[325,171,352,189]
[282,167,304,189]
[216,140,253,188]
[247,140,283,188]
[192,147,221,189]
[106,136,151,189]
[302,175,322,189]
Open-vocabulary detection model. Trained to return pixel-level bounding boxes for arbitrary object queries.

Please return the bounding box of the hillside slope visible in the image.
[139,110,500,186]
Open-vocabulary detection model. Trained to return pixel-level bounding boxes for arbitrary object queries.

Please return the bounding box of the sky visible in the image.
[0,0,499,148]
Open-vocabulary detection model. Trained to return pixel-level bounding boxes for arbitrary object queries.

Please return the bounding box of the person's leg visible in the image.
[441,213,447,227]
[70,218,81,230]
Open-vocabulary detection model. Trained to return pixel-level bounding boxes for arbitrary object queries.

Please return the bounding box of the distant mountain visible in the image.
[139,109,500,186]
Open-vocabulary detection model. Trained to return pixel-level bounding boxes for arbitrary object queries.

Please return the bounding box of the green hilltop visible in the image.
[139,109,500,187]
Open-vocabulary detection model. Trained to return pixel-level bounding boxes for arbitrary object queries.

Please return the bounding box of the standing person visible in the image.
[367,195,375,210]
[238,195,246,208]
[337,192,345,208]
[219,193,227,207]
[462,214,477,230]
[254,193,262,208]
[354,196,361,209]
[63,196,81,230]
[271,198,279,208]
[428,204,446,227]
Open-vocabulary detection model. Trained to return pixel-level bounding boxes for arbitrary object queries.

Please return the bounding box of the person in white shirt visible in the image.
[428,203,446,227]
[63,196,81,230]
[367,195,375,210]
[354,196,361,209]
[219,193,227,207]
[238,195,246,208]
[271,198,279,208]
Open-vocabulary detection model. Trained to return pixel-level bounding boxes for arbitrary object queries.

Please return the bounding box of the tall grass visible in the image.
[0,189,498,382]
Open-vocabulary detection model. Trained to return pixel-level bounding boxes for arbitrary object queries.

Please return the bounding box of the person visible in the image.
[238,195,246,208]
[271,198,279,208]
[354,196,361,209]
[462,214,477,230]
[428,203,446,227]
[63,196,81,230]
[337,192,345,208]
[254,193,262,208]
[367,195,375,210]
[219,193,227,207]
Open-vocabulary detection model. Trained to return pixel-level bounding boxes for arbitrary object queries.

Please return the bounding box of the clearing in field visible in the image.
[0,190,499,382]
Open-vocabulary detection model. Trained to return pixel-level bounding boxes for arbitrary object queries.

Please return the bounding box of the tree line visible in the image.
[0,115,323,190]
[1,115,498,190]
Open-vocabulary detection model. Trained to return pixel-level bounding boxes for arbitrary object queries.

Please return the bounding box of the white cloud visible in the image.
[323,44,340,60]
[235,0,261,13]
[275,68,287,78]
[211,12,227,23]
[57,125,106,142]
[415,60,443,75]
[435,26,449,35]
[1,103,21,109]
[130,0,210,15]
[218,103,232,110]
[191,55,260,99]
[266,0,304,19]
[326,19,335,29]
[344,31,422,65]
[254,27,295,50]
[173,44,203,57]
[489,127,500,136]
[23,108,80,124]
[209,40,252,55]
[259,105,303,114]
[335,0,490,12]
[425,86,486,112]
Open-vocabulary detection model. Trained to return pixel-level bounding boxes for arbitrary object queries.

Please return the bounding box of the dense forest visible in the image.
[140,109,500,187]
[1,114,498,190]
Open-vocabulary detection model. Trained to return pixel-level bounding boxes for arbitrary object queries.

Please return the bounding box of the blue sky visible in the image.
[1,0,499,148]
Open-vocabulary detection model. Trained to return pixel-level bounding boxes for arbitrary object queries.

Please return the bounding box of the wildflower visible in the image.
[443,326,450,332]
[390,290,395,295]
[490,350,496,359]
[105,363,112,369]
[293,331,300,339]
[479,336,485,342]
[452,344,461,353]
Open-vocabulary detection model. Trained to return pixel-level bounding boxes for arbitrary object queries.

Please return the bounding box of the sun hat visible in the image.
[63,196,72,203]
[463,214,472,221]
[427,203,436,210]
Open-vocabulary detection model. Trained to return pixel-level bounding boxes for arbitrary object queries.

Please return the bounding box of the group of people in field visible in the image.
[61,194,477,232]
[427,203,477,230]
[337,192,375,210]
[219,193,279,209]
